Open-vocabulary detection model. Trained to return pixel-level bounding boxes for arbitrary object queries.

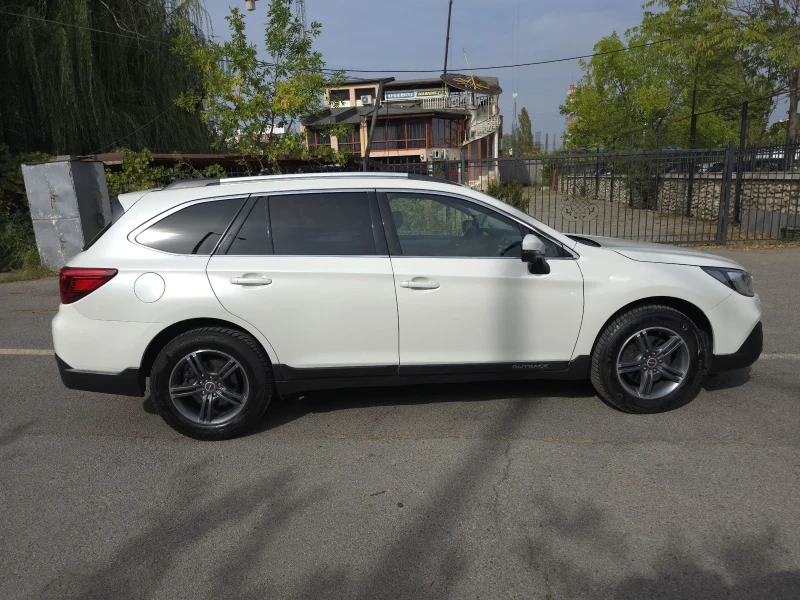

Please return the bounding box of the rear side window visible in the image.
[268,192,375,255]
[228,198,272,255]
[136,198,244,255]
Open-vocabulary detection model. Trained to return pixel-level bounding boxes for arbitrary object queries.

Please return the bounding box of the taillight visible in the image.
[59,268,118,304]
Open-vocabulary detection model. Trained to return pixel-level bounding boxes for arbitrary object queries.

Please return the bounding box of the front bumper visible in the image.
[56,355,144,397]
[709,322,763,374]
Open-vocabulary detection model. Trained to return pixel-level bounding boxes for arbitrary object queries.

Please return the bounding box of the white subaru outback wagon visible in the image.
[53,173,762,440]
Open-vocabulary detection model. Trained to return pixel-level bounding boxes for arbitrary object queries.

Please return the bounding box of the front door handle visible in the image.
[400,280,440,290]
[230,275,272,286]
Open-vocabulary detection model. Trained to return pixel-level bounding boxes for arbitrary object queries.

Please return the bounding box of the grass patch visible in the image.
[0,210,55,282]
[0,265,57,283]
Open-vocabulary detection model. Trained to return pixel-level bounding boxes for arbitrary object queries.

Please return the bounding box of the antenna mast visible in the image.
[295,0,307,30]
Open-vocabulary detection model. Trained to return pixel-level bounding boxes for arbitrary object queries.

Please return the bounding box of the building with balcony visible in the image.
[302,76,502,165]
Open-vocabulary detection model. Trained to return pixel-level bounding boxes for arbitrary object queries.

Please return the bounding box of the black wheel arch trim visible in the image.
[56,355,144,397]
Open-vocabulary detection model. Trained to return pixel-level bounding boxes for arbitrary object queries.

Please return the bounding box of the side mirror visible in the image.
[521,233,550,275]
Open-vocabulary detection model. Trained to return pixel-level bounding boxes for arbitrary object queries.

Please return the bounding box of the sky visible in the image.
[203,0,646,145]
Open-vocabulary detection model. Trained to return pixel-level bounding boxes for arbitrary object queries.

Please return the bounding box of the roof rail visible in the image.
[161,178,220,190]
[219,172,411,184]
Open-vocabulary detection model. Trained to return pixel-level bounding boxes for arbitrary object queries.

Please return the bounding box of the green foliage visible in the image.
[0,211,40,272]
[486,180,528,213]
[0,0,212,156]
[518,108,534,154]
[174,1,344,171]
[105,148,226,196]
[105,149,166,197]
[561,0,789,151]
[0,144,49,218]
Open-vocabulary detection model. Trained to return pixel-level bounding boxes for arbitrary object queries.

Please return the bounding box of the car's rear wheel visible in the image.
[591,305,707,414]
[150,327,273,440]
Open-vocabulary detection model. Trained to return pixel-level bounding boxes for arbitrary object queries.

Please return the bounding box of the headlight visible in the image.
[701,267,754,297]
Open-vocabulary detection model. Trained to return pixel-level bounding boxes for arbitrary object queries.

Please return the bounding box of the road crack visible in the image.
[492,440,513,517]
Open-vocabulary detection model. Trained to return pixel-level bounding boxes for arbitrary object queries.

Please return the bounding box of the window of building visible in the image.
[338,128,361,154]
[387,192,523,258]
[372,118,426,150]
[355,87,376,103]
[307,129,331,148]
[269,192,375,256]
[329,89,350,106]
[432,118,461,148]
[136,199,244,255]
[227,198,271,255]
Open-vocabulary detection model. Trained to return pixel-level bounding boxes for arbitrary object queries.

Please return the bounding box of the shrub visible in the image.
[0,211,40,272]
[486,180,528,213]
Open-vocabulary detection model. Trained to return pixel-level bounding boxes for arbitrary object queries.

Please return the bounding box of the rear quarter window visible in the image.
[136,198,245,255]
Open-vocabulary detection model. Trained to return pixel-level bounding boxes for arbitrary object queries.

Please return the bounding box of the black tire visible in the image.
[150,327,273,440]
[590,305,707,414]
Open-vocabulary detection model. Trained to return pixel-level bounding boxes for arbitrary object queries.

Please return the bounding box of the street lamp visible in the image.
[245,0,257,10]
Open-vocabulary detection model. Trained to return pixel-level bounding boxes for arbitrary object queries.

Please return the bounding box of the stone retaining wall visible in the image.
[555,173,800,221]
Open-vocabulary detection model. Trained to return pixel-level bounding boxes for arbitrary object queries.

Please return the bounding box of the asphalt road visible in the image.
[1,248,799,600]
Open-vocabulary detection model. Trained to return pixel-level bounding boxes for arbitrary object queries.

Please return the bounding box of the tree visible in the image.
[729,0,800,153]
[561,0,783,150]
[0,0,212,155]
[174,1,345,171]
[518,107,534,154]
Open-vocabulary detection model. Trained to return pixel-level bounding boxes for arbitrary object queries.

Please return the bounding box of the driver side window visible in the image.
[386,192,523,258]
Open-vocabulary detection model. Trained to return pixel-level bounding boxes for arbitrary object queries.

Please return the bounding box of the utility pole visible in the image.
[686,75,698,217]
[295,0,307,30]
[689,76,698,149]
[733,102,748,224]
[443,0,453,75]
[512,92,518,154]
[362,79,387,171]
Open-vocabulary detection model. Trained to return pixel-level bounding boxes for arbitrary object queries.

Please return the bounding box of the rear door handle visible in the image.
[400,280,440,290]
[230,275,272,286]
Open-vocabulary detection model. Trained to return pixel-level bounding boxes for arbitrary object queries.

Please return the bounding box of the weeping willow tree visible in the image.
[0,0,213,156]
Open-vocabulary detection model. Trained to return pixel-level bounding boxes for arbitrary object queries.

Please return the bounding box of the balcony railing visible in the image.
[421,93,498,110]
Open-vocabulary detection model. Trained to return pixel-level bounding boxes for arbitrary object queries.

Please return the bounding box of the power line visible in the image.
[93,104,177,154]
[0,9,173,45]
[315,39,672,74]
[2,9,672,76]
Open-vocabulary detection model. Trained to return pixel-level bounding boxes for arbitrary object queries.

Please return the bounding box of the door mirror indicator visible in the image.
[521,234,550,275]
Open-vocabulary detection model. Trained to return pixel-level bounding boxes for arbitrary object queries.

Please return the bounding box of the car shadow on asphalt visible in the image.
[255,379,597,434]
[702,367,752,392]
[140,367,755,434]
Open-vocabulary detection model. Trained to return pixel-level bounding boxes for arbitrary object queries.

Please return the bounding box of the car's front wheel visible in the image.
[591,305,707,414]
[150,327,274,440]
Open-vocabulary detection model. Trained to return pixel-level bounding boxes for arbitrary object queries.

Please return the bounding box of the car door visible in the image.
[206,190,399,378]
[379,189,584,373]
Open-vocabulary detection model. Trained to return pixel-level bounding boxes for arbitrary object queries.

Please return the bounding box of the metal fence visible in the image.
[373,142,800,245]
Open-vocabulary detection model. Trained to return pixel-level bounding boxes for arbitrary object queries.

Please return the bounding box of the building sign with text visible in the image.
[384,89,446,101]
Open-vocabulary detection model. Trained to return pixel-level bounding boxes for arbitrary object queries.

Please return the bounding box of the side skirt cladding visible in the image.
[273,356,591,394]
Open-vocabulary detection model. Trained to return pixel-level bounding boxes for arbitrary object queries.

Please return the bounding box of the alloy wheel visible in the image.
[168,349,250,425]
[615,327,690,400]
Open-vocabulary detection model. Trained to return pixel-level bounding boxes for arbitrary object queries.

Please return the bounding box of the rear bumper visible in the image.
[56,355,144,397]
[709,322,763,374]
